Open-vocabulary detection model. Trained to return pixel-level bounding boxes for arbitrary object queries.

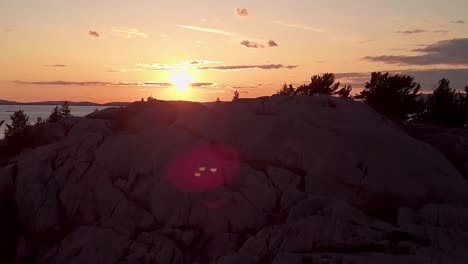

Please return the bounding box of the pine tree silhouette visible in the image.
[3,110,31,155]
[423,78,464,127]
[356,72,423,121]
[47,106,61,123]
[59,101,71,118]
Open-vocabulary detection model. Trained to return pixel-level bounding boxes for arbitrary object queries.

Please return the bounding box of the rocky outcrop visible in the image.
[405,123,468,179]
[1,96,468,263]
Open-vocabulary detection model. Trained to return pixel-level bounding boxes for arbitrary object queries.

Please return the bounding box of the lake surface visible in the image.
[0,105,110,137]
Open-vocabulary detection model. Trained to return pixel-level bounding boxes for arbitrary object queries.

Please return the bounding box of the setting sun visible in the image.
[170,70,193,92]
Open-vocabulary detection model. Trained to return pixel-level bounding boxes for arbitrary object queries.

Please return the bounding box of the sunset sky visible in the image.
[1,0,468,103]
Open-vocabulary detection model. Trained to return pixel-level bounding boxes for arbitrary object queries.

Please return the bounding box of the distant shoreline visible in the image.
[0,100,130,107]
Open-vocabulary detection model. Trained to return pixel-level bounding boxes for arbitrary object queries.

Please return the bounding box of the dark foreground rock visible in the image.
[1,96,468,263]
[405,123,468,179]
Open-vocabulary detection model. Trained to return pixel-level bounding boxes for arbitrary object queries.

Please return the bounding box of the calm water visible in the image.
[0,105,109,137]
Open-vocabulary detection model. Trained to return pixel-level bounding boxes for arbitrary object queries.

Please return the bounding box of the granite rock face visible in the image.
[1,96,468,263]
[405,123,468,179]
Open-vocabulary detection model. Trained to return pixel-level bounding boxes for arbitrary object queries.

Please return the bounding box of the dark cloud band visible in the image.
[335,68,468,91]
[363,38,468,66]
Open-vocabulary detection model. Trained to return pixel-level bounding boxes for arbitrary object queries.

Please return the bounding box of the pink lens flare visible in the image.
[166,144,240,193]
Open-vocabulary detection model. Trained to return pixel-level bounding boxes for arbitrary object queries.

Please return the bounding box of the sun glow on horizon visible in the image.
[170,70,193,93]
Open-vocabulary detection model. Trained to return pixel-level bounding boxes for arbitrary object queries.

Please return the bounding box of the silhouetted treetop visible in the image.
[46,102,71,123]
[47,106,61,123]
[60,101,71,118]
[277,84,296,96]
[4,110,30,139]
[3,110,31,156]
[273,71,468,127]
[287,73,353,97]
[336,85,352,98]
[422,78,465,127]
[356,72,423,121]
[296,73,341,96]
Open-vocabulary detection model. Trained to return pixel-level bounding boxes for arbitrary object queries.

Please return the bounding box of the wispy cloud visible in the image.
[450,20,465,24]
[139,82,216,88]
[433,29,450,34]
[333,72,370,88]
[136,82,172,87]
[45,64,67,68]
[198,64,298,71]
[230,84,263,89]
[363,38,468,66]
[396,29,426,34]
[235,8,249,17]
[135,60,222,71]
[14,80,132,86]
[273,20,325,33]
[107,69,128,73]
[180,60,223,65]
[131,61,296,72]
[89,31,100,37]
[240,40,279,48]
[112,28,148,38]
[240,40,264,48]
[178,24,277,50]
[160,33,169,39]
[13,80,216,88]
[190,82,217,87]
[177,25,236,37]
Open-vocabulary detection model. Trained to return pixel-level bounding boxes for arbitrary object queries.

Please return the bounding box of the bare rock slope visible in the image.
[1,96,468,263]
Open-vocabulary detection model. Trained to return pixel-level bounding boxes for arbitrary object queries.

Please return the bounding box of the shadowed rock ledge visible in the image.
[1,96,468,263]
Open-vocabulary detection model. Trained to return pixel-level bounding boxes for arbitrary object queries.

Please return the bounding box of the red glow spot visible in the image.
[166,144,240,192]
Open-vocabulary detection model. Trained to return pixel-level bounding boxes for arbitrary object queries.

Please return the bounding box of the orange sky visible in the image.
[1,0,468,103]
